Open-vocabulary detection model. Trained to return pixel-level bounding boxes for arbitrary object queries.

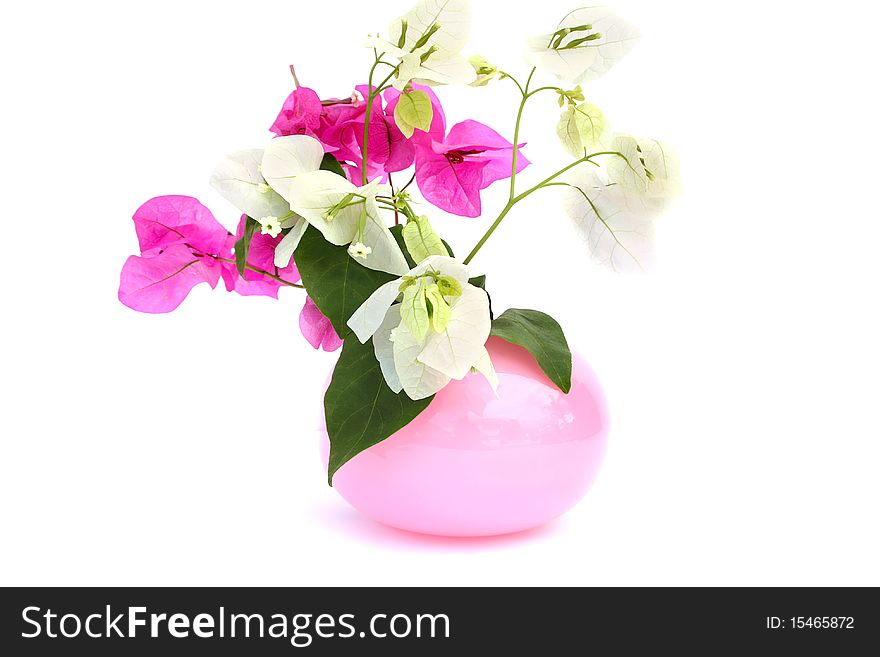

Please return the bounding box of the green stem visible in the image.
[361,59,398,186]
[506,68,537,201]
[464,69,582,265]
[463,155,599,266]
[462,202,515,265]
[526,85,564,99]
[498,70,525,96]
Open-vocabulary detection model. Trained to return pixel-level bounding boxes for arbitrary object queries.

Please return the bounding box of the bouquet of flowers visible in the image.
[119,1,678,485]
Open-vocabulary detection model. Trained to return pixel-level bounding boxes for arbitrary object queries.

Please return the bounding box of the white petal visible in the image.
[261,135,325,202]
[209,149,290,220]
[373,305,403,393]
[273,218,308,268]
[471,345,499,393]
[364,35,408,60]
[358,213,411,276]
[413,55,477,86]
[286,170,359,246]
[606,135,680,208]
[526,7,639,84]
[526,38,597,83]
[347,279,403,343]
[393,321,451,400]
[389,0,471,58]
[564,171,656,273]
[417,284,491,380]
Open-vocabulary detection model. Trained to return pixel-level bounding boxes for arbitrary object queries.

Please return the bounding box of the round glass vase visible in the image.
[320,336,609,537]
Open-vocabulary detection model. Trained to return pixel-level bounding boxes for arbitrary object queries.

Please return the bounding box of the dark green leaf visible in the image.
[233,217,258,277]
[325,338,434,484]
[320,153,347,178]
[294,226,396,337]
[389,224,417,268]
[468,274,486,289]
[490,308,572,393]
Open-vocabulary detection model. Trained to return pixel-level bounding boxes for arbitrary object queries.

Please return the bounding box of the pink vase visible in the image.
[319,336,609,537]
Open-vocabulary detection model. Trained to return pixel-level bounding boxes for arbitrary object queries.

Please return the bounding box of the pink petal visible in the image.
[444,119,517,151]
[119,243,221,313]
[479,148,530,189]
[270,87,322,137]
[221,217,301,299]
[133,195,229,257]
[439,120,530,186]
[315,85,416,177]
[300,297,343,351]
[414,146,489,218]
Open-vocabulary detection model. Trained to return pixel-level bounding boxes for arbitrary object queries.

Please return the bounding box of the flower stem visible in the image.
[361,58,398,186]
[463,152,615,265]
[464,69,577,265]
[507,67,537,202]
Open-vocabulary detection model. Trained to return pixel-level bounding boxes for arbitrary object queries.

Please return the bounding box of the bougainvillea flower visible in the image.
[132,194,228,257]
[525,7,639,84]
[562,136,679,273]
[347,255,496,399]
[269,87,323,137]
[317,85,414,182]
[120,196,301,313]
[299,296,343,352]
[212,135,325,269]
[119,243,223,314]
[604,134,680,207]
[366,0,476,90]
[209,149,292,226]
[286,171,410,275]
[120,196,229,313]
[413,120,529,217]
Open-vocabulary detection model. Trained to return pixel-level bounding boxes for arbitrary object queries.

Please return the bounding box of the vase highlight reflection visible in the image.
[320,336,609,537]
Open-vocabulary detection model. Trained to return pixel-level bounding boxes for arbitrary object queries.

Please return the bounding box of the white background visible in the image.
[2,0,878,586]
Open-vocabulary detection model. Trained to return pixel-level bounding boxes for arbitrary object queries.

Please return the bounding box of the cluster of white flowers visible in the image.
[348,256,496,400]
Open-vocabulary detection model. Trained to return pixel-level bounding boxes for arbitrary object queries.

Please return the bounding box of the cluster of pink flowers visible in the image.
[270,83,527,217]
[120,80,527,351]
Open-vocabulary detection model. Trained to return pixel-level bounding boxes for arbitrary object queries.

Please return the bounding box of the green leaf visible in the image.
[557,102,607,157]
[400,281,430,341]
[402,215,449,263]
[389,224,417,268]
[468,274,486,289]
[325,337,434,484]
[294,226,396,337]
[425,283,451,333]
[391,224,454,268]
[393,89,434,138]
[320,153,347,178]
[490,309,572,393]
[233,216,258,277]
